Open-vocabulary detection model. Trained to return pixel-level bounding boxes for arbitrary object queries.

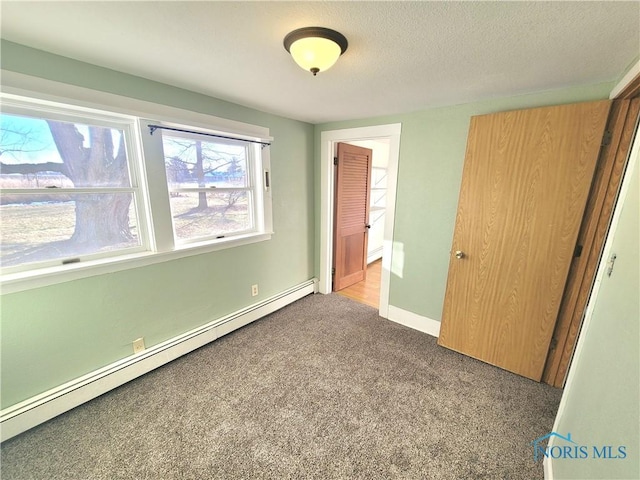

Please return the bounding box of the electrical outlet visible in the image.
[133,337,145,354]
[251,284,259,297]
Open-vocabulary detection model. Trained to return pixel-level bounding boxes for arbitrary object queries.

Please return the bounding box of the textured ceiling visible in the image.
[1,1,639,124]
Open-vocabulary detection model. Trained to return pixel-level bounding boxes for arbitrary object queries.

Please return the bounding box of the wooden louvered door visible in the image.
[333,143,372,291]
[437,100,611,381]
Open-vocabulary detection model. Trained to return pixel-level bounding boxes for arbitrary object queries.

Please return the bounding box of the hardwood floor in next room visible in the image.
[336,259,381,308]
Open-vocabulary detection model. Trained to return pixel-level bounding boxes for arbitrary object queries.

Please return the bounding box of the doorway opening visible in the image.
[336,257,382,308]
[319,124,402,318]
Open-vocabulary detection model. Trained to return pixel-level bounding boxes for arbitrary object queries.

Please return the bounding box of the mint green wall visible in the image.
[551,154,639,480]
[0,41,315,408]
[315,82,614,321]
[0,40,621,410]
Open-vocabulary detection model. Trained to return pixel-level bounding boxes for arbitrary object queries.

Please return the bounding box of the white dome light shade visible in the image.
[284,27,348,76]
[289,37,342,75]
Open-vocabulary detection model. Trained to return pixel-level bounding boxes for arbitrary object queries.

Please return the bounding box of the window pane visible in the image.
[1,193,140,268]
[0,113,132,188]
[162,134,248,189]
[170,191,251,241]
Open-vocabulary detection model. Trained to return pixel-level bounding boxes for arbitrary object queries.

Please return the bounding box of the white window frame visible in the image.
[0,97,150,273]
[0,72,273,294]
[148,124,267,247]
[137,118,273,254]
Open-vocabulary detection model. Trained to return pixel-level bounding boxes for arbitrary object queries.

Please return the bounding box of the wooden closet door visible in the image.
[437,101,611,381]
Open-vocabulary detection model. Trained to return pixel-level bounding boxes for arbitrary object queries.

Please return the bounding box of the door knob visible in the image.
[455,250,465,259]
[365,224,371,229]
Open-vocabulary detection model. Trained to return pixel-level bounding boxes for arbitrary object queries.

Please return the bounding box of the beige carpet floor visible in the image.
[0,293,562,479]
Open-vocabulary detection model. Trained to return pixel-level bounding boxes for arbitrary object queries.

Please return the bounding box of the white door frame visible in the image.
[319,123,402,318]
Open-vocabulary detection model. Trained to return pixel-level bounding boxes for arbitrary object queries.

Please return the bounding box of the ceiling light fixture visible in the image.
[283,27,348,76]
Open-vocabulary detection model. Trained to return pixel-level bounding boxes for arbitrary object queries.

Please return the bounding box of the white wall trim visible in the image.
[367,246,383,265]
[1,233,272,295]
[0,279,316,442]
[610,59,640,99]
[0,70,270,139]
[387,305,441,337]
[319,123,402,319]
[543,456,554,480]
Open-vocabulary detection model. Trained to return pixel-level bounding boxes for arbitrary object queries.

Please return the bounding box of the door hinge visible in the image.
[549,336,558,352]
[333,156,338,166]
[331,267,336,275]
[601,130,612,146]
[574,244,583,258]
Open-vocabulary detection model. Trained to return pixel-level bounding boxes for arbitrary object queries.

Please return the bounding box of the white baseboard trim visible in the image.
[543,457,553,479]
[367,247,383,265]
[387,305,441,337]
[0,279,317,442]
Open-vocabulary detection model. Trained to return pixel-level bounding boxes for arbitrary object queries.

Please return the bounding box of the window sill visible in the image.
[0,232,273,295]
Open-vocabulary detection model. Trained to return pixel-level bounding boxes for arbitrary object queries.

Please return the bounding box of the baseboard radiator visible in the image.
[1,279,317,442]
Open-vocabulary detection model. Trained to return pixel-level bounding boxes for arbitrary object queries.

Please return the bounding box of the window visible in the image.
[0,92,273,284]
[0,100,145,273]
[159,130,259,243]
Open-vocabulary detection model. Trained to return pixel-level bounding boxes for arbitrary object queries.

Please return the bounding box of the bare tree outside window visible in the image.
[0,114,140,267]
[1,98,270,274]
[161,134,253,241]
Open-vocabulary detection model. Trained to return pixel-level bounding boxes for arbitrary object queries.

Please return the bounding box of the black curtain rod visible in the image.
[148,124,271,148]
